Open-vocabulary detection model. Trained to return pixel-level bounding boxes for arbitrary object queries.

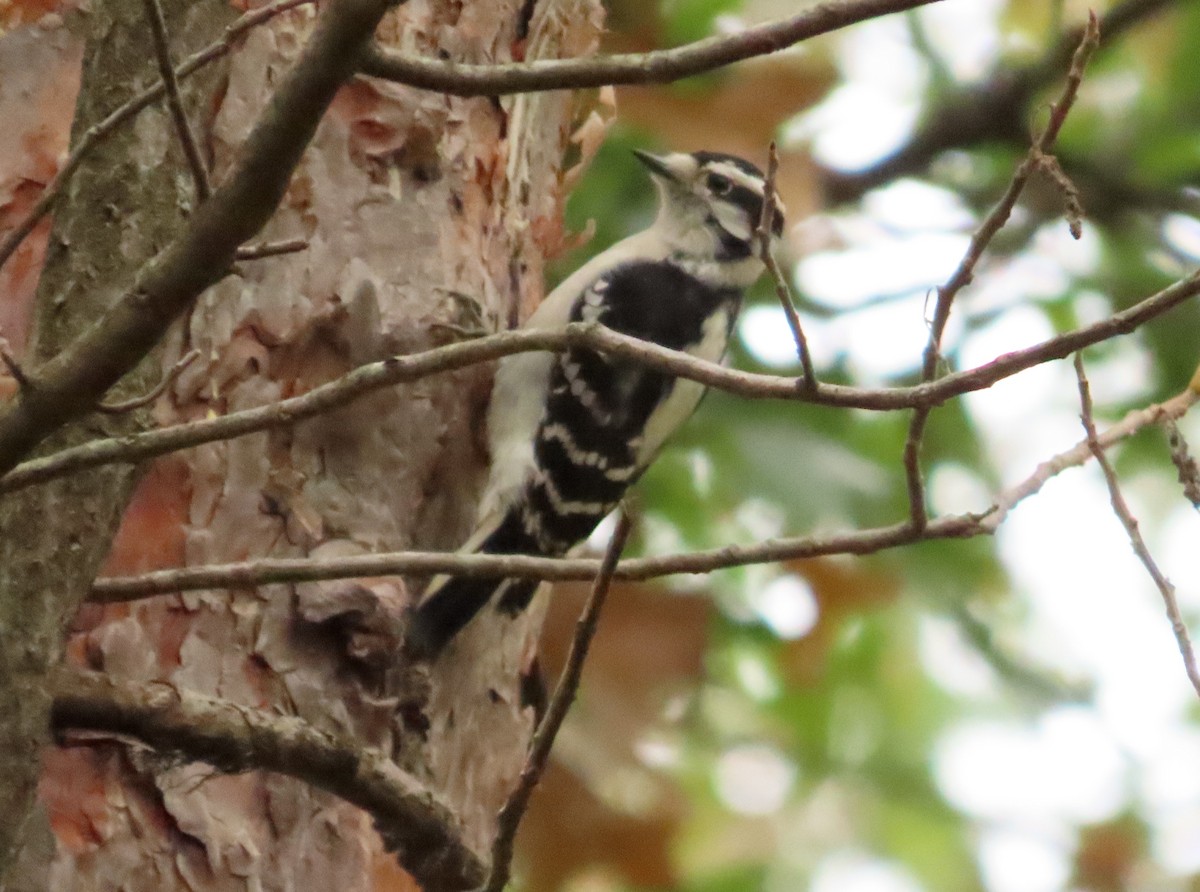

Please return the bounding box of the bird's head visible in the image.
[633,149,785,264]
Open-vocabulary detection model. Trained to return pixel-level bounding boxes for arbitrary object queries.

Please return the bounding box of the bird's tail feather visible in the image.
[407,576,519,659]
[406,510,541,659]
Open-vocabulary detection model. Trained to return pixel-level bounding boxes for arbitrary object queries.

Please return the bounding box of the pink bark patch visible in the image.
[101,458,192,576]
[39,747,112,854]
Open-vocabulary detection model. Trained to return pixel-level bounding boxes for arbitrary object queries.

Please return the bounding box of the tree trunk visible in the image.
[0,1,233,884]
[0,0,604,888]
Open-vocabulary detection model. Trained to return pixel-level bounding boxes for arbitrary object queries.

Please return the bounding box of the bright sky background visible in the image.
[722,2,1200,890]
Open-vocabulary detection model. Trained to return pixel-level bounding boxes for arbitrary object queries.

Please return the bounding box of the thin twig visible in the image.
[86,376,1200,604]
[358,0,943,96]
[481,511,633,892]
[901,408,932,530]
[94,349,200,414]
[902,12,1100,529]
[0,0,314,278]
[1074,353,1200,699]
[142,0,212,201]
[1163,418,1200,509]
[0,348,33,394]
[924,9,1098,377]
[88,514,973,602]
[953,604,1093,703]
[50,669,485,891]
[919,10,1098,378]
[4,268,1200,495]
[756,142,816,389]
[0,0,392,477]
[234,237,310,261]
[983,385,1199,531]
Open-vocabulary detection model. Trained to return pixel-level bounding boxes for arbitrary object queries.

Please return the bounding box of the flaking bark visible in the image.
[7,0,604,888]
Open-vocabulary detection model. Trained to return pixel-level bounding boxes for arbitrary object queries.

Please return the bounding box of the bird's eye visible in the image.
[706,173,733,196]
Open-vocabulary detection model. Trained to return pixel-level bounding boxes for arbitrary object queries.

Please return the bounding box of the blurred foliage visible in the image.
[526,1,1200,891]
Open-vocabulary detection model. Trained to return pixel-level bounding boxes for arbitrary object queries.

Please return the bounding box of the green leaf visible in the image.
[661,0,744,45]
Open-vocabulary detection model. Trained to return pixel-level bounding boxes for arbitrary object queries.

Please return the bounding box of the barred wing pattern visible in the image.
[408,260,741,657]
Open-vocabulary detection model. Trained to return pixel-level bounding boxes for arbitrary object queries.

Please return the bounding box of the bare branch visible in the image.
[1073,353,1200,699]
[4,268,1199,495]
[482,510,633,892]
[902,409,932,530]
[90,514,978,602]
[234,237,310,261]
[359,0,945,96]
[921,8,1099,378]
[94,349,199,414]
[902,13,1099,529]
[983,386,1199,531]
[50,669,485,891]
[87,377,1200,605]
[0,0,313,278]
[0,0,395,476]
[142,0,211,201]
[757,142,816,389]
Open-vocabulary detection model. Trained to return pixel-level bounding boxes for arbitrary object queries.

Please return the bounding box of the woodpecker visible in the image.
[408,149,784,659]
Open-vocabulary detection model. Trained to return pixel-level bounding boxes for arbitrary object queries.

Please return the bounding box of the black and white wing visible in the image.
[408,260,741,657]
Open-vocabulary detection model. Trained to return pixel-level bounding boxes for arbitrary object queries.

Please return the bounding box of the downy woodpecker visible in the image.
[408,149,784,658]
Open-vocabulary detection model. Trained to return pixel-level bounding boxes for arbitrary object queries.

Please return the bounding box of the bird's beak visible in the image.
[633,149,680,183]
